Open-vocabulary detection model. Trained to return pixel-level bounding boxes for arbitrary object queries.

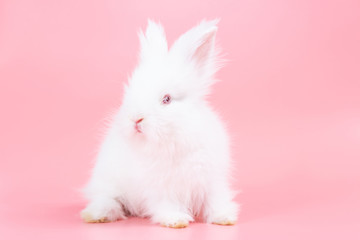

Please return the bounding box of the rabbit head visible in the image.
[118,19,223,149]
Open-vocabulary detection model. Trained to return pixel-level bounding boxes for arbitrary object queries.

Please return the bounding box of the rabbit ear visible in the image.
[138,20,168,62]
[171,19,221,77]
[191,29,217,67]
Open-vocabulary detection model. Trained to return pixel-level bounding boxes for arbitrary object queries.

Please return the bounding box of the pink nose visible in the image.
[135,118,144,133]
[135,118,144,124]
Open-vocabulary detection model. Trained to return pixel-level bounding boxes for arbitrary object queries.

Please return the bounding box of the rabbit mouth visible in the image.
[135,124,142,133]
[134,118,144,133]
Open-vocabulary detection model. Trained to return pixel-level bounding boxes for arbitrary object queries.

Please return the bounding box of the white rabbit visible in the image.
[81,19,239,228]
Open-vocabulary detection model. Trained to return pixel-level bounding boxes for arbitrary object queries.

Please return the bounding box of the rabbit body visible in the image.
[81,20,239,228]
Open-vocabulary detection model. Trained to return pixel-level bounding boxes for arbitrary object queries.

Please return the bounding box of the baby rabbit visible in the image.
[81,19,239,228]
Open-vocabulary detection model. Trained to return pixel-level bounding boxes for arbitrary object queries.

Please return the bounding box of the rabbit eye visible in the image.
[162,94,171,104]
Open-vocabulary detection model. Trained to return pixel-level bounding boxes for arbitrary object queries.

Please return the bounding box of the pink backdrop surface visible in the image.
[0,0,359,239]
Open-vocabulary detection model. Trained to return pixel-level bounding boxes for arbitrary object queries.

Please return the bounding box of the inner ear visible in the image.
[191,29,217,67]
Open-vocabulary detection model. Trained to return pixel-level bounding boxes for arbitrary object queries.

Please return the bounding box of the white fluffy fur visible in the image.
[81,19,239,227]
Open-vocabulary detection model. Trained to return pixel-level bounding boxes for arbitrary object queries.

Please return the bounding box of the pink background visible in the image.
[0,0,359,239]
